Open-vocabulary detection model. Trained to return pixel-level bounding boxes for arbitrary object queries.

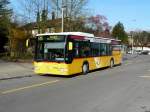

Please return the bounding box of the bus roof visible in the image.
[94,37,111,43]
[94,37,121,44]
[36,32,94,37]
[95,37,121,41]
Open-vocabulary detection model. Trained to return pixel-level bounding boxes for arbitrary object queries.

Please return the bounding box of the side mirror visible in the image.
[68,42,73,50]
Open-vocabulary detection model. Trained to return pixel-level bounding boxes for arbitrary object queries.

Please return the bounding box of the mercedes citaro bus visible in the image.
[34,32,122,75]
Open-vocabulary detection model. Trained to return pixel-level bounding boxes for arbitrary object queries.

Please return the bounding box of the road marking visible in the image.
[124,62,132,66]
[1,80,59,94]
[138,76,150,78]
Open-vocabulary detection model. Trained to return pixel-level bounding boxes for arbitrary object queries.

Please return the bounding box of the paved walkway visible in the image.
[0,60,34,80]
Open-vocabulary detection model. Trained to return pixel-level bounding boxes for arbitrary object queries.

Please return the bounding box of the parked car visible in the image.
[140,50,150,55]
[127,50,132,54]
[135,50,142,54]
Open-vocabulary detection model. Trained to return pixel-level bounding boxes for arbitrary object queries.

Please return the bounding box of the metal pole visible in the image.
[57,0,58,18]
[62,7,64,32]
[131,34,134,54]
[130,31,134,54]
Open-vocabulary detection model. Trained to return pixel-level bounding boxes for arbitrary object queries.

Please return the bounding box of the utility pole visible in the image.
[61,0,66,32]
[132,35,134,54]
[131,31,134,54]
[56,0,59,18]
[62,6,64,32]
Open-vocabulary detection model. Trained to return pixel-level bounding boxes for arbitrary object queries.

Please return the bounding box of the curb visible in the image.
[0,59,33,63]
[0,74,34,81]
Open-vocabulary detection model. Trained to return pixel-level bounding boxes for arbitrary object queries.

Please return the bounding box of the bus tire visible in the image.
[110,59,114,68]
[82,63,89,75]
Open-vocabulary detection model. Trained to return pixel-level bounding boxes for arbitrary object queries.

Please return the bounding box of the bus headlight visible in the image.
[34,66,40,71]
[60,68,68,72]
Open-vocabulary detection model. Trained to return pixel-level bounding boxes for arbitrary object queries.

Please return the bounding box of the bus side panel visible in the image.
[72,56,112,72]
[67,56,113,74]
[99,56,111,68]
[112,51,122,65]
[87,56,111,70]
[67,58,83,75]
[86,57,97,70]
[66,57,101,74]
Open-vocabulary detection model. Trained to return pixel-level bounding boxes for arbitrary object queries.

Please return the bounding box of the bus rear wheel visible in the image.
[82,63,89,75]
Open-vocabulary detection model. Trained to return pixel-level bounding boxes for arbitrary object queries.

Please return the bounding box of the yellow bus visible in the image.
[34,32,122,75]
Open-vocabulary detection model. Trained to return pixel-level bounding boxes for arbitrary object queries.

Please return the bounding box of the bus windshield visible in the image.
[35,35,66,62]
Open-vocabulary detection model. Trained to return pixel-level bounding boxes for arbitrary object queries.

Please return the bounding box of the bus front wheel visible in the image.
[82,63,89,75]
[110,59,114,68]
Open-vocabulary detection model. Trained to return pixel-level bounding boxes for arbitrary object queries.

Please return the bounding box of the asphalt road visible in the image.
[0,55,150,112]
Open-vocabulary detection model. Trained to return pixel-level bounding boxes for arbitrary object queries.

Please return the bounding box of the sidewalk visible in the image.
[0,60,34,80]
[123,54,138,61]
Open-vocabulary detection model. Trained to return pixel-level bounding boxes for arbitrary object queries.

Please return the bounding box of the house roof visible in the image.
[23,18,62,30]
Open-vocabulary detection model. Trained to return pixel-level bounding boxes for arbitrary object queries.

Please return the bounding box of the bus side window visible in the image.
[74,42,79,57]
[109,45,112,55]
[100,43,107,56]
[91,43,100,56]
[107,44,112,56]
[80,42,91,57]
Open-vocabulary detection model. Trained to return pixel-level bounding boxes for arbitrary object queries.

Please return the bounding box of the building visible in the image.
[23,18,62,37]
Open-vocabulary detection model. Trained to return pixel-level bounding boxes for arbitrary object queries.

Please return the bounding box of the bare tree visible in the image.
[51,0,88,31]
[132,31,150,49]
[17,0,50,22]
[15,0,52,33]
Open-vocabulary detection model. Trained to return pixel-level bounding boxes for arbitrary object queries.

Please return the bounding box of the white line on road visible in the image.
[138,76,150,78]
[1,80,59,94]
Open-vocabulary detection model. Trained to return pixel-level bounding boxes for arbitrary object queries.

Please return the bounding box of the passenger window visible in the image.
[100,43,107,56]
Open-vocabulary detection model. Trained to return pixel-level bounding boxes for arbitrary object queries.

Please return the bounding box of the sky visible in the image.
[10,0,150,31]
[87,0,150,31]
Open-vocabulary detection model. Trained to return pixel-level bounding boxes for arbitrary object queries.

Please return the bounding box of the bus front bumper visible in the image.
[34,62,70,76]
